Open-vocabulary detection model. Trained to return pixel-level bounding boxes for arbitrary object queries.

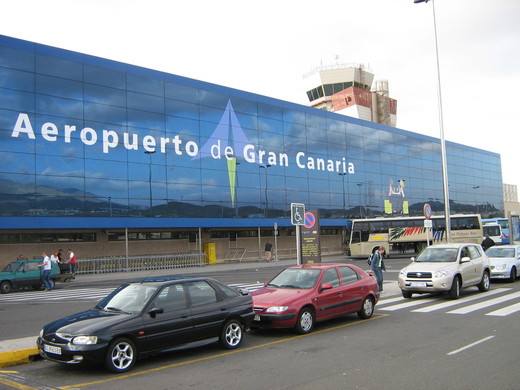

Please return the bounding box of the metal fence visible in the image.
[76,252,206,274]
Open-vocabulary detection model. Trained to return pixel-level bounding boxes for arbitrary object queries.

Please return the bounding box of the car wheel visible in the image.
[357,296,375,319]
[509,266,517,283]
[477,271,490,292]
[219,319,243,349]
[401,290,413,299]
[449,276,461,299]
[0,281,12,294]
[295,307,315,334]
[104,338,137,373]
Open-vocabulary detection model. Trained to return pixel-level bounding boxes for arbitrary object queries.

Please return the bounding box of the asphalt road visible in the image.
[2,256,520,389]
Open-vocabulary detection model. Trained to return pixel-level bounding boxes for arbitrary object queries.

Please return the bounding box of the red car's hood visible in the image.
[251,287,312,307]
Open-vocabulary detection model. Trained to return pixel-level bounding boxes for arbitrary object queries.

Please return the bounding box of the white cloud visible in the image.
[2,0,519,191]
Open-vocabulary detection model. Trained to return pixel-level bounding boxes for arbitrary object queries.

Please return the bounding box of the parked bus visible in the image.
[347,214,482,257]
[482,218,510,244]
[482,223,503,245]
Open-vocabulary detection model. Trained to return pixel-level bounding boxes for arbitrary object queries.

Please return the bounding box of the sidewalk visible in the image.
[0,256,400,368]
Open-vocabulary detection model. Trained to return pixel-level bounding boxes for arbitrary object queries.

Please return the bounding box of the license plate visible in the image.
[254,314,261,321]
[44,344,62,355]
[410,282,427,287]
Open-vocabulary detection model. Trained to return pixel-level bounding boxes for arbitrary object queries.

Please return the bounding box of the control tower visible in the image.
[303,63,397,127]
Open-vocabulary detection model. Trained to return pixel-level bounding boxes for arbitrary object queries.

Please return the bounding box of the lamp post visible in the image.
[338,173,347,218]
[357,183,364,218]
[145,150,156,217]
[414,0,451,242]
[260,164,271,217]
[473,186,480,214]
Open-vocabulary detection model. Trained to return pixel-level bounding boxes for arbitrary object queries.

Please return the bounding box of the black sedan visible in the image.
[37,276,254,373]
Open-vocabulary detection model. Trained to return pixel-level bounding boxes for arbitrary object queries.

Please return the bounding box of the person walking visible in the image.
[264,241,273,262]
[370,246,386,292]
[67,249,78,280]
[39,252,53,291]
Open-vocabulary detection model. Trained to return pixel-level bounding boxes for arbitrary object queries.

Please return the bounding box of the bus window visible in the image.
[433,218,445,231]
[371,221,391,233]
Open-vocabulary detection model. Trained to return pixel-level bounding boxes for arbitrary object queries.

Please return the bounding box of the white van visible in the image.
[483,223,502,245]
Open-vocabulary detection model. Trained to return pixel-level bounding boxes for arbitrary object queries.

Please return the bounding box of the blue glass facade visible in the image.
[0,35,504,232]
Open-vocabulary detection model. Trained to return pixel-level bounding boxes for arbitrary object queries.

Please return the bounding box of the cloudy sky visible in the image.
[3,0,519,192]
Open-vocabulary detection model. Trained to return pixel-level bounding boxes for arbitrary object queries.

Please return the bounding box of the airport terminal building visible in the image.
[0,35,504,263]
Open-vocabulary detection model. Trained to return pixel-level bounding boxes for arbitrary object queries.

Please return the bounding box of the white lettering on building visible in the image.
[10,113,354,175]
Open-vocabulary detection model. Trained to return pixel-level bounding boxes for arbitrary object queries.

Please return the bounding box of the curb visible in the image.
[0,348,39,368]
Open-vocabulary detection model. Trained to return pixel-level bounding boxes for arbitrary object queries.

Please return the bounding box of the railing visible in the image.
[224,248,247,263]
[76,252,205,274]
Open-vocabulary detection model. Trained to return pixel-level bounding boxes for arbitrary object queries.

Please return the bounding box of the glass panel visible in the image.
[84,64,126,89]
[0,67,34,92]
[165,82,198,103]
[35,54,83,81]
[127,73,164,96]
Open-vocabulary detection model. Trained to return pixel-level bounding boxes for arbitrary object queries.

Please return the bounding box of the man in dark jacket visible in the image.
[481,234,495,251]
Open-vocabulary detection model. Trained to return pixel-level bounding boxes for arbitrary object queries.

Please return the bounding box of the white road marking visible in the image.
[447,291,520,314]
[412,288,510,313]
[447,336,495,356]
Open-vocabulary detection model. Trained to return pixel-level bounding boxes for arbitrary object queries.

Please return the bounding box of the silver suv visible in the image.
[398,243,491,299]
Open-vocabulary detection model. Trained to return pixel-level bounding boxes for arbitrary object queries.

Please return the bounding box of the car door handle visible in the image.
[220,306,227,311]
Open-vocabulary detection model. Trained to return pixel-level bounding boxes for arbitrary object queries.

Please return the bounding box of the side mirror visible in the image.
[460,256,471,263]
[236,288,249,296]
[319,283,333,292]
[148,307,164,318]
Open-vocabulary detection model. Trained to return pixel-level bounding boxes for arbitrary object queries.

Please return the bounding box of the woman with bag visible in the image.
[370,246,386,292]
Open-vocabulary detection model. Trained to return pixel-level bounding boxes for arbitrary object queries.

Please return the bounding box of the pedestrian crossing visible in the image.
[228,282,264,292]
[0,283,265,304]
[3,284,519,317]
[377,287,520,317]
[0,288,116,303]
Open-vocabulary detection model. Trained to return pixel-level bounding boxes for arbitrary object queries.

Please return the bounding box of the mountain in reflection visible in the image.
[0,179,498,219]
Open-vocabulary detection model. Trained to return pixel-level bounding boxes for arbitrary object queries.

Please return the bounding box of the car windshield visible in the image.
[486,247,515,258]
[415,248,458,263]
[96,283,158,313]
[267,268,321,289]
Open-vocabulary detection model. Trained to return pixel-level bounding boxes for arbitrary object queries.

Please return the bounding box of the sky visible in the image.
[2,0,520,193]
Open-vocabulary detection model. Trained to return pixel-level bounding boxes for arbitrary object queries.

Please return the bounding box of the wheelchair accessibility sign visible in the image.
[291,203,305,225]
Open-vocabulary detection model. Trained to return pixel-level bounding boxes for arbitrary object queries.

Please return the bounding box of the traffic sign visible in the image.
[304,212,316,228]
[423,203,432,220]
[291,203,305,225]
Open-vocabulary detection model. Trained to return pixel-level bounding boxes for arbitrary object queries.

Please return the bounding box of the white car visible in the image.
[485,245,520,282]
[398,243,491,299]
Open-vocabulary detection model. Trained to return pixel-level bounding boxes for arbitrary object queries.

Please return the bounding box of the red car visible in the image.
[251,263,379,334]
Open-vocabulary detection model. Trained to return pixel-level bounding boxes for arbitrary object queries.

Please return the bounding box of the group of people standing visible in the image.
[39,249,77,291]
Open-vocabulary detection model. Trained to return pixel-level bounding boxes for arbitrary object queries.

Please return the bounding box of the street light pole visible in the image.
[414,0,451,242]
[338,173,346,218]
[145,150,156,217]
[473,186,480,214]
[260,164,271,217]
[357,183,363,218]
